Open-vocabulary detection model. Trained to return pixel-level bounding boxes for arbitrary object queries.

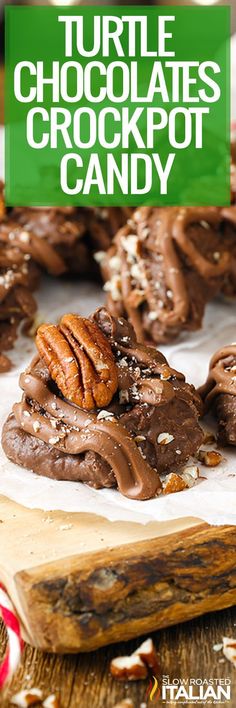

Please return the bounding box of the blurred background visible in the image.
[0,0,235,125]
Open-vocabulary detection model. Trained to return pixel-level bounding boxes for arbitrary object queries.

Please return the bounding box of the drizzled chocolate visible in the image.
[2,308,203,499]
[101,206,235,344]
[0,194,132,367]
[0,232,39,372]
[0,220,67,277]
[200,345,236,403]
[199,344,236,446]
[13,364,162,500]
[10,206,133,276]
[220,206,236,296]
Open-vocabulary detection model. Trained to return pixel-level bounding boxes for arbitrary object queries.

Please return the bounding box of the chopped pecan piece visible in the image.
[36,313,118,410]
[162,472,188,495]
[134,637,159,673]
[222,636,236,667]
[110,655,148,681]
[43,695,60,708]
[197,450,223,467]
[110,638,159,682]
[10,689,43,707]
[181,465,199,488]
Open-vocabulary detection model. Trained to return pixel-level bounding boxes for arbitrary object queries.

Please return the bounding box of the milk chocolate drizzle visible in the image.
[199,344,236,407]
[14,361,162,500]
[0,222,66,276]
[110,206,229,339]
[0,244,33,302]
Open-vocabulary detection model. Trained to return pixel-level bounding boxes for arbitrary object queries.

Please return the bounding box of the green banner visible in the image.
[5,5,230,206]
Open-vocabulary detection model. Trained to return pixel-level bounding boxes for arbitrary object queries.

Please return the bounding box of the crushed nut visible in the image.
[19,231,30,243]
[181,465,199,488]
[119,390,130,404]
[110,655,148,681]
[109,256,122,272]
[104,275,122,301]
[10,689,43,707]
[110,638,159,683]
[94,251,106,264]
[32,420,41,433]
[43,695,60,708]
[122,234,139,260]
[148,311,158,321]
[222,637,236,667]
[213,643,223,652]
[134,638,159,673]
[163,473,188,495]
[157,433,174,445]
[118,357,128,368]
[198,450,223,467]
[97,409,115,421]
[49,437,60,445]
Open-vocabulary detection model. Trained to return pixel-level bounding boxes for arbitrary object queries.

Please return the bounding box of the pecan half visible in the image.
[36,313,118,410]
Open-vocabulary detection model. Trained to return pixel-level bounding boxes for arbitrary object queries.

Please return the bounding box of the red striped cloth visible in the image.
[0,583,24,689]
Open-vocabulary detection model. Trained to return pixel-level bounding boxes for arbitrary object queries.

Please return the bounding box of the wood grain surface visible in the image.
[15,522,236,653]
[1,495,236,654]
[1,607,236,707]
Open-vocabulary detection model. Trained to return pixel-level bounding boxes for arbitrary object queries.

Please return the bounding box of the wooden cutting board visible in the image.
[0,493,236,654]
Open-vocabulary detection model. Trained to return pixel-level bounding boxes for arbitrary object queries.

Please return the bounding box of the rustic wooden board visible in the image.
[2,607,236,708]
[0,494,236,654]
